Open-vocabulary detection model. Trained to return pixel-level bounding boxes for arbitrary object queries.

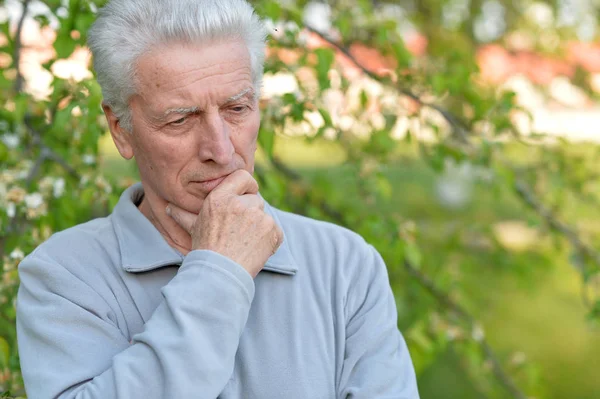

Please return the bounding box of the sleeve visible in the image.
[16,249,254,399]
[338,244,420,399]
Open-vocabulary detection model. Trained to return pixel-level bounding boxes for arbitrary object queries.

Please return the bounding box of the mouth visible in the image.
[189,173,230,193]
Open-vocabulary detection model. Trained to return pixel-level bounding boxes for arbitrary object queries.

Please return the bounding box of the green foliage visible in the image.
[2,0,600,398]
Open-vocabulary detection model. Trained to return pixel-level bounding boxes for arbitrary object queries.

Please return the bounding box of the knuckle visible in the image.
[205,193,221,209]
[262,214,275,227]
[250,196,264,210]
[231,200,246,214]
[271,229,283,252]
[247,206,261,218]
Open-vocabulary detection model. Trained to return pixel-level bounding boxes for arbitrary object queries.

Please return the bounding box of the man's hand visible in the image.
[166,169,283,278]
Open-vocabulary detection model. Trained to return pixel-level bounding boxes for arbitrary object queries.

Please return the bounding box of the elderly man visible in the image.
[16,0,419,398]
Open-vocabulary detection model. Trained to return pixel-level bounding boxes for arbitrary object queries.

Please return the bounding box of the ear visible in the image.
[102,103,134,160]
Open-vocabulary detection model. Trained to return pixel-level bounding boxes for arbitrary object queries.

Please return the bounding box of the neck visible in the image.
[138,192,192,256]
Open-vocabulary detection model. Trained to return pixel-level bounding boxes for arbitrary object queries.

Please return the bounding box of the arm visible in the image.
[17,250,253,399]
[338,245,420,399]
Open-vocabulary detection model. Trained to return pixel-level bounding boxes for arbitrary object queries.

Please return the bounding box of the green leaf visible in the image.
[54,34,77,59]
[364,129,395,157]
[391,41,412,69]
[318,108,332,127]
[13,94,28,125]
[360,90,369,109]
[258,126,275,160]
[404,242,422,269]
[334,11,353,39]
[384,114,397,130]
[588,300,600,321]
[291,102,305,122]
[376,174,393,199]
[261,1,282,21]
[49,103,78,141]
[376,26,389,47]
[308,126,327,142]
[314,48,335,91]
[0,141,8,163]
[431,74,447,95]
[0,336,10,366]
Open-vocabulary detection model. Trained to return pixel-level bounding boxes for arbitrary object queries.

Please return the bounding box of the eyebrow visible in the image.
[163,106,200,117]
[160,87,256,119]
[223,87,256,104]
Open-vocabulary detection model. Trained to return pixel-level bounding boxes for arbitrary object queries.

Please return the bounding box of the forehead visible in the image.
[134,39,253,107]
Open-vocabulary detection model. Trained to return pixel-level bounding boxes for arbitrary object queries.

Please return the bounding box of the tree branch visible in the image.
[1,1,78,259]
[303,25,472,143]
[0,0,32,257]
[300,22,600,289]
[23,117,80,184]
[403,260,527,399]
[514,179,600,269]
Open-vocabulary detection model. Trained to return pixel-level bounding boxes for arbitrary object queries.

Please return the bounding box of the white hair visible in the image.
[88,0,267,131]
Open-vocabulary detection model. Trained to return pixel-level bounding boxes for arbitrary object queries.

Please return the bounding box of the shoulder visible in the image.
[273,207,366,245]
[269,206,380,276]
[19,216,120,282]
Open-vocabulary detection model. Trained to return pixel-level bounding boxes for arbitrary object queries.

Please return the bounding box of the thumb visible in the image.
[166,203,197,233]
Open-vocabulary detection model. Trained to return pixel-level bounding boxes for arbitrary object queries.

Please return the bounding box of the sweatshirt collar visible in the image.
[111,183,297,276]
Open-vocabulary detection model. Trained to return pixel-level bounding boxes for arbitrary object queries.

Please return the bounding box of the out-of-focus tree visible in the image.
[1,0,600,397]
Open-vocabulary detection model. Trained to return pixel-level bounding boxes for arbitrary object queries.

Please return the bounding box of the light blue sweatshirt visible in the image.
[16,183,419,398]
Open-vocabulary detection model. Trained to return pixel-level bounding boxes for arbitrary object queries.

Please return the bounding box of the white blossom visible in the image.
[9,248,24,260]
[446,326,462,341]
[303,2,331,33]
[1,133,19,149]
[526,2,554,29]
[511,352,527,366]
[284,21,299,33]
[95,176,112,194]
[6,202,16,218]
[472,324,485,342]
[0,171,15,184]
[38,176,55,193]
[82,154,96,165]
[6,187,26,203]
[24,193,44,209]
[297,30,309,46]
[80,174,90,186]
[53,178,65,198]
[16,169,29,179]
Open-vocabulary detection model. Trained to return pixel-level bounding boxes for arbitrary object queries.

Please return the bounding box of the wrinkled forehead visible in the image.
[132,39,254,111]
[138,39,251,81]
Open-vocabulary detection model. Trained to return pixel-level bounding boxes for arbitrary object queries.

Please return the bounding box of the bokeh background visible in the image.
[1,0,600,398]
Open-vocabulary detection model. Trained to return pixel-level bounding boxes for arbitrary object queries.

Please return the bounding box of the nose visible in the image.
[196,111,235,165]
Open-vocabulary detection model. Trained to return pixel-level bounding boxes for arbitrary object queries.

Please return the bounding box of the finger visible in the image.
[212,169,258,197]
[237,194,264,210]
[272,226,284,254]
[166,203,197,233]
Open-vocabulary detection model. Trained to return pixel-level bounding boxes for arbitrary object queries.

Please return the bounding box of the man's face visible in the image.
[108,39,260,213]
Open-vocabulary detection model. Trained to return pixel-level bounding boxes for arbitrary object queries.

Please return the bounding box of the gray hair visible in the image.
[88,0,267,131]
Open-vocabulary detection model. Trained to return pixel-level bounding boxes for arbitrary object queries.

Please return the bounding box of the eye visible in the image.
[169,116,188,126]
[230,105,247,113]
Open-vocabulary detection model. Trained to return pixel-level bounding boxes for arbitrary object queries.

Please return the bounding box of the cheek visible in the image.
[233,112,260,154]
[134,133,190,175]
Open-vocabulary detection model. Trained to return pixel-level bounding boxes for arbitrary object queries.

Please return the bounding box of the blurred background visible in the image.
[1,0,600,398]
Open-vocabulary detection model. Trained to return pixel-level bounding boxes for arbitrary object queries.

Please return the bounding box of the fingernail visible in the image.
[165,205,171,216]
